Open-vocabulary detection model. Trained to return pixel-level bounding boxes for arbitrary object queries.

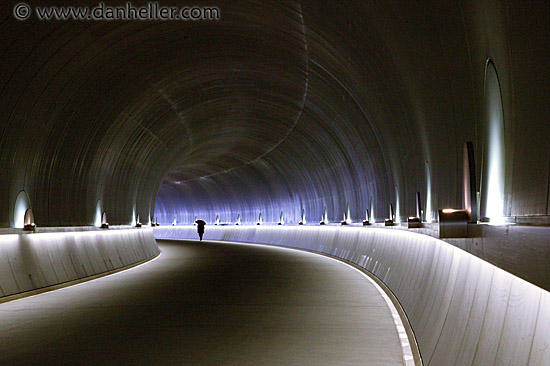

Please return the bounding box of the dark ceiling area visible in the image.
[0,0,548,227]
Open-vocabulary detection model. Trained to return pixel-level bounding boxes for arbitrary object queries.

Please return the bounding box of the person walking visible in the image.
[195,220,206,241]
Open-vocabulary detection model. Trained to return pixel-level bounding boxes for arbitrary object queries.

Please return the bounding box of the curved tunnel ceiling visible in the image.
[0,1,549,227]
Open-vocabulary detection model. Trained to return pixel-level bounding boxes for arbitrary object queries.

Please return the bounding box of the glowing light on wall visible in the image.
[480,60,506,223]
[343,202,351,224]
[425,161,433,222]
[321,206,329,224]
[13,191,31,228]
[369,196,374,222]
[415,192,422,219]
[132,205,137,226]
[394,186,400,223]
[463,142,478,222]
[95,200,102,227]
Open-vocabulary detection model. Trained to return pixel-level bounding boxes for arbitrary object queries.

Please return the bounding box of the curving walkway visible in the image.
[0,240,404,366]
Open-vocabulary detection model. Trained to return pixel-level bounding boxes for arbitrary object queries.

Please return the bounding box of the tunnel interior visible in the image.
[1,1,549,227]
[2,2,550,365]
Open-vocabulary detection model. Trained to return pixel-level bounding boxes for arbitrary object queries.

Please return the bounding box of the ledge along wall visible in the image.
[155,225,550,366]
[0,228,160,301]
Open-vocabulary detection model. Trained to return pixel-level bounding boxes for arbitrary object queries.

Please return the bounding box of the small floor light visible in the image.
[23,208,36,231]
[341,202,351,225]
[341,213,348,225]
[320,206,328,225]
[363,209,370,225]
[257,212,263,225]
[299,208,306,225]
[385,204,394,226]
[407,216,421,228]
[438,209,469,238]
[100,212,109,229]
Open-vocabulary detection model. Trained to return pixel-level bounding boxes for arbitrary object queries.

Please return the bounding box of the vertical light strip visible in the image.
[394,185,400,223]
[95,200,102,227]
[481,61,506,223]
[370,196,375,223]
[425,161,432,222]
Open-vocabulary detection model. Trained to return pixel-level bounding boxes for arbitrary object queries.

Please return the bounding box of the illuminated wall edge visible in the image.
[154,226,550,366]
[0,229,159,299]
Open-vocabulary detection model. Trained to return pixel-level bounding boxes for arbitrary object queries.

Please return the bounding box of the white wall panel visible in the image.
[0,229,159,299]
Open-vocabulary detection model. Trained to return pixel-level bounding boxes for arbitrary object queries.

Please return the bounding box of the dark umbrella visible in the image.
[195,220,206,225]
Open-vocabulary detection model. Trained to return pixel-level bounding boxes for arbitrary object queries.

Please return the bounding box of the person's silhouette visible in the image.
[196,220,205,241]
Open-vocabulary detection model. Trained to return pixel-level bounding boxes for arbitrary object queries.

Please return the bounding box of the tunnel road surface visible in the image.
[0,240,405,365]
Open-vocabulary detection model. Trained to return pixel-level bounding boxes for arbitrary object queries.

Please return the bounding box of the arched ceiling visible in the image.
[0,0,548,226]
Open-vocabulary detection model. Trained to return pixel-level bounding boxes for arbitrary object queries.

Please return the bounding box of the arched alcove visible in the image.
[480,60,506,222]
[13,191,31,229]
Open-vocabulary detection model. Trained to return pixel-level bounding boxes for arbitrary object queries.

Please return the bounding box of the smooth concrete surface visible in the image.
[444,224,550,291]
[288,222,550,292]
[0,240,404,366]
[155,226,550,366]
[0,228,159,299]
[332,222,550,292]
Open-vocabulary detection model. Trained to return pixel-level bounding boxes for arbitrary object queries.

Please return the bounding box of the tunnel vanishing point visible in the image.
[1,1,549,365]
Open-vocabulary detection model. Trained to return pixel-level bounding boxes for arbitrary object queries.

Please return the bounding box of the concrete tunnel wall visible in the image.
[1,0,549,229]
[0,228,159,300]
[154,225,550,366]
[153,0,550,226]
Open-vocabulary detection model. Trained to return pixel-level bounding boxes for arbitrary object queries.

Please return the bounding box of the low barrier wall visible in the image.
[155,225,550,366]
[0,228,159,300]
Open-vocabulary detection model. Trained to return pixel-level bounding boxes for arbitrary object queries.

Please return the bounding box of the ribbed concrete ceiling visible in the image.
[0,0,548,226]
